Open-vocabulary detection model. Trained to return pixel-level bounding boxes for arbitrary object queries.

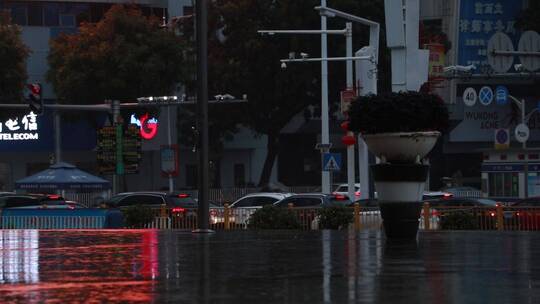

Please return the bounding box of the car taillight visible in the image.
[334,194,347,200]
[443,193,453,200]
[47,194,60,199]
[172,207,186,213]
[177,194,190,198]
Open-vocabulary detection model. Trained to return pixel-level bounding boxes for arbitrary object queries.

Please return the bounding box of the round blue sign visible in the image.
[496,129,508,144]
[479,86,493,106]
[495,86,509,105]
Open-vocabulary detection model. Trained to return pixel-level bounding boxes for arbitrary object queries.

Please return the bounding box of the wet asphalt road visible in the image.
[0,229,539,303]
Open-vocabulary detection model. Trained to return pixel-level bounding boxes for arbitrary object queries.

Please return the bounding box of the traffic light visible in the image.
[27,83,43,114]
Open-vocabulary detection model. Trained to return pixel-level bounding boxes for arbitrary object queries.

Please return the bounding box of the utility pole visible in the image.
[195,0,211,232]
[320,0,331,194]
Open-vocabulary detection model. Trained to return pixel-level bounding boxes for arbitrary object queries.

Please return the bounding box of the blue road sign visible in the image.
[479,86,493,106]
[495,86,508,105]
[323,153,341,171]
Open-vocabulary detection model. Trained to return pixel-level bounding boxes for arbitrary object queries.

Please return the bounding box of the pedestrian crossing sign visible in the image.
[323,153,341,171]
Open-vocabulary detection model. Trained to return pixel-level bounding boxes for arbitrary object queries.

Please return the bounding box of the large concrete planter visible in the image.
[363,131,440,163]
[372,164,429,239]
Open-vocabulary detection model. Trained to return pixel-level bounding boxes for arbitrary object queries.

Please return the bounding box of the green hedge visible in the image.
[317,206,353,230]
[248,206,300,230]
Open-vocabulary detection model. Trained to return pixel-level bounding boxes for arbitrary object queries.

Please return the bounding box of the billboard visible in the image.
[457,0,524,73]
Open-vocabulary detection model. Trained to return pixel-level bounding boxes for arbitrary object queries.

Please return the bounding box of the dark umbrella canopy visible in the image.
[15,162,110,191]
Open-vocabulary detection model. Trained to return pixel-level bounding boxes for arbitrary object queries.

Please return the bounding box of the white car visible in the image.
[228,192,294,226]
[332,183,361,200]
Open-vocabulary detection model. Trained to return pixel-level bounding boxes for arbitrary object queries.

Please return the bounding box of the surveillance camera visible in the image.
[300,52,309,59]
[514,64,525,72]
[281,62,287,69]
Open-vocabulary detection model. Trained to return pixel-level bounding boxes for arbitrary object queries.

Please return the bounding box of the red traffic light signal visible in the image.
[27,83,43,114]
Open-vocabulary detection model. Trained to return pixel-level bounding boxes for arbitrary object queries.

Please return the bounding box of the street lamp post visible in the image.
[262,4,379,200]
[508,95,539,198]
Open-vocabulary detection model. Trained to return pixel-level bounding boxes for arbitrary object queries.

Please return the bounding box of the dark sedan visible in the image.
[273,193,351,208]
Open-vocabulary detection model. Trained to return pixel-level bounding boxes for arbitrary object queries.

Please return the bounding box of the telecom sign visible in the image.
[323,153,341,171]
[458,0,523,73]
[495,85,508,105]
[0,111,39,141]
[478,86,493,106]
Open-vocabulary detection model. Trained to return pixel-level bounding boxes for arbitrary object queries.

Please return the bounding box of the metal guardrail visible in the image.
[6,203,540,231]
[1,216,105,229]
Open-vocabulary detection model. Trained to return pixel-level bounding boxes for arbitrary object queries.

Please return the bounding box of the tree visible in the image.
[0,12,30,107]
[516,1,540,32]
[47,5,191,115]
[208,0,387,186]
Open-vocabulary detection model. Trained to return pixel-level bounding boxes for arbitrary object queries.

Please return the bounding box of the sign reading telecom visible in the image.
[458,0,523,73]
[0,112,39,141]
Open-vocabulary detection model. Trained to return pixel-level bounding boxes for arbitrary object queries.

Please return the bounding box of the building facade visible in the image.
[0,0,275,193]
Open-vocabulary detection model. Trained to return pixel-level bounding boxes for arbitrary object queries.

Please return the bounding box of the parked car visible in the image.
[425,197,497,207]
[105,191,198,216]
[504,197,540,230]
[440,186,482,198]
[274,193,351,208]
[348,198,379,208]
[106,191,196,208]
[422,191,453,200]
[424,197,498,230]
[230,192,293,208]
[224,193,294,226]
[0,193,67,209]
[332,183,361,200]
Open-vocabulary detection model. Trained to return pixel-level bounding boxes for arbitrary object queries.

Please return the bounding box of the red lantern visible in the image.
[341,134,356,146]
[340,121,349,132]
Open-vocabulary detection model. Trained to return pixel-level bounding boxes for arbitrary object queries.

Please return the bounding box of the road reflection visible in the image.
[0,230,539,303]
[0,230,158,303]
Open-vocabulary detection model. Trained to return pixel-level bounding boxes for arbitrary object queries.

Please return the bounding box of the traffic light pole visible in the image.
[194,0,212,233]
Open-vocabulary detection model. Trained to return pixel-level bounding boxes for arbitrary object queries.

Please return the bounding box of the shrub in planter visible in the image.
[248,205,300,230]
[317,206,353,230]
[440,211,479,230]
[122,205,155,228]
[348,91,449,134]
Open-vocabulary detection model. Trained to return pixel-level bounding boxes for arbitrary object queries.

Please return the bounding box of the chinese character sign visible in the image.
[458,0,523,73]
[426,43,446,81]
[0,112,40,141]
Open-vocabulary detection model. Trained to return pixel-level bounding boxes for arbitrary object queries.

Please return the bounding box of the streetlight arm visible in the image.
[258,29,347,35]
[314,6,379,27]
[508,95,523,108]
[280,55,372,63]
[525,108,539,122]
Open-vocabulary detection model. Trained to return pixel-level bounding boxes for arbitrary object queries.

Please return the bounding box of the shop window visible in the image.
[60,14,75,26]
[185,164,197,188]
[44,3,60,26]
[27,3,43,26]
[488,172,519,197]
[234,164,245,187]
[9,3,27,25]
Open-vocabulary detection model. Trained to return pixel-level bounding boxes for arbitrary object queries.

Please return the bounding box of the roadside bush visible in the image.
[440,211,478,230]
[317,206,353,230]
[248,205,300,230]
[121,205,155,228]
